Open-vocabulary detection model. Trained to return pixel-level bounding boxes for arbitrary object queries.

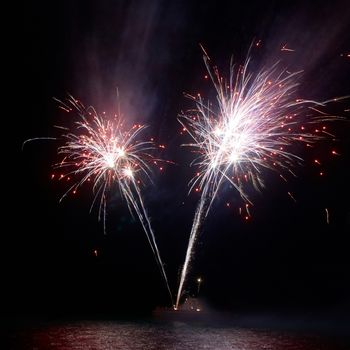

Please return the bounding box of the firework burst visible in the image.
[31,96,173,305]
[54,97,153,221]
[175,52,346,309]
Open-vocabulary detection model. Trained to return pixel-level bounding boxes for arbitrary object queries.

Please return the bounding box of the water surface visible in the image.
[6,319,350,350]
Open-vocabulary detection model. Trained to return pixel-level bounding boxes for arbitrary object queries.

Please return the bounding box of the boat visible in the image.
[153,297,211,322]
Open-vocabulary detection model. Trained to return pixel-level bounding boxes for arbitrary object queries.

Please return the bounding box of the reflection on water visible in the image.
[6,320,350,350]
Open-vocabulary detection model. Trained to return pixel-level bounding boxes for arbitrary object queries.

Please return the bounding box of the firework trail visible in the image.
[175,52,345,309]
[33,96,173,305]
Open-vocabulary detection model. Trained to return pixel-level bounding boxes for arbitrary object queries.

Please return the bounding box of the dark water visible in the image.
[5,319,350,350]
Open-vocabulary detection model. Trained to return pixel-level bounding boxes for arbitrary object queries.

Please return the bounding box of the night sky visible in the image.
[6,0,350,320]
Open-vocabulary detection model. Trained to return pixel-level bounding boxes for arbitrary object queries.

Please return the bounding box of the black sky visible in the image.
[5,0,350,318]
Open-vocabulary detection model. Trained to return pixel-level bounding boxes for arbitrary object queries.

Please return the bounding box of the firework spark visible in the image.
[325,208,330,224]
[34,96,173,305]
[175,52,345,309]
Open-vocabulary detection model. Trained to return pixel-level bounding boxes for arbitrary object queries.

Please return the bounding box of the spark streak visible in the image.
[175,52,345,309]
[325,208,330,224]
